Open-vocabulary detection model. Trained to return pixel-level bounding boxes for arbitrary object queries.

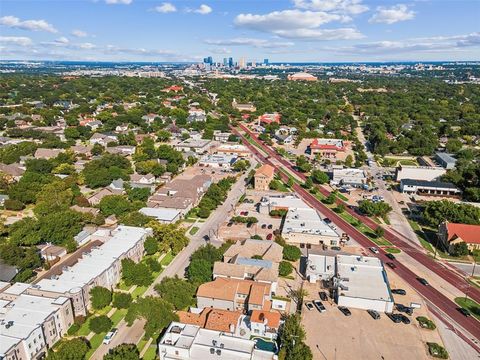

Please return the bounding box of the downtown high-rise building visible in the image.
[264,58,269,65]
[223,58,228,67]
[238,57,246,69]
[228,57,234,67]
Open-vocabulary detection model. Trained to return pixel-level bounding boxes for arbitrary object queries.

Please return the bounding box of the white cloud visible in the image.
[0,15,57,33]
[274,27,363,40]
[369,4,415,24]
[154,3,177,13]
[105,0,132,4]
[0,36,32,46]
[78,42,96,49]
[293,0,368,15]
[205,37,294,48]
[186,4,212,15]
[71,29,88,38]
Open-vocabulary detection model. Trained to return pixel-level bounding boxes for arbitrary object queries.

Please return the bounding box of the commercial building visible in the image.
[435,152,457,169]
[199,154,238,170]
[282,207,340,247]
[254,164,274,191]
[287,72,317,81]
[258,195,307,215]
[0,282,74,360]
[213,131,231,143]
[158,322,277,360]
[399,179,461,197]
[223,239,283,264]
[334,255,394,313]
[438,221,480,253]
[216,144,250,158]
[29,226,152,316]
[331,168,367,188]
[231,99,256,112]
[309,138,348,161]
[305,253,336,282]
[395,165,446,181]
[139,207,181,224]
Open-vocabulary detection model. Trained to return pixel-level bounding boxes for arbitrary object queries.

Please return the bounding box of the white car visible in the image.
[102,328,118,345]
[369,247,379,254]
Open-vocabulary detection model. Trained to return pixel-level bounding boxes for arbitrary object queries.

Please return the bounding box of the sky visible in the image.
[0,0,479,63]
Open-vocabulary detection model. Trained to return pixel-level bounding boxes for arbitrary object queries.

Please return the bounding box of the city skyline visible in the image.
[0,0,480,62]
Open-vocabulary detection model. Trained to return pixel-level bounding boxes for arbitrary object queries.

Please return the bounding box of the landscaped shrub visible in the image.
[416,316,436,330]
[279,261,293,277]
[427,343,448,359]
[283,245,301,261]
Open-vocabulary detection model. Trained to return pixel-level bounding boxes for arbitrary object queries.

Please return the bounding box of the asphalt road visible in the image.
[233,125,480,350]
[90,167,251,359]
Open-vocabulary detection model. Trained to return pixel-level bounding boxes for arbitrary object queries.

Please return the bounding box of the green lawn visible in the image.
[142,345,158,360]
[160,252,174,266]
[455,297,480,321]
[111,309,128,326]
[96,306,112,316]
[116,280,132,291]
[370,237,393,247]
[77,318,92,337]
[384,247,401,254]
[189,226,199,235]
[132,285,148,299]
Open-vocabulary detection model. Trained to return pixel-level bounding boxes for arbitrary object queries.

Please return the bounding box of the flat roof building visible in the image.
[139,207,181,224]
[331,168,367,187]
[435,152,457,169]
[199,154,238,169]
[175,138,212,154]
[395,165,446,182]
[400,179,461,197]
[158,322,276,360]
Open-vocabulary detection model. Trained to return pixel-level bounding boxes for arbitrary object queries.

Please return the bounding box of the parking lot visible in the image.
[301,268,444,360]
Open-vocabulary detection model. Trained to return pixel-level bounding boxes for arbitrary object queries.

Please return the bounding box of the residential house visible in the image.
[89,133,118,147]
[0,163,25,182]
[34,148,64,160]
[232,99,256,112]
[438,221,480,253]
[174,139,212,154]
[254,164,274,191]
[105,145,135,156]
[87,187,121,206]
[213,131,231,143]
[38,244,67,262]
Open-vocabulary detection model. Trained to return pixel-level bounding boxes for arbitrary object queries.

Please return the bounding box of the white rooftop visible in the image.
[283,207,338,237]
[336,255,393,303]
[262,195,308,209]
[139,207,180,222]
[200,154,237,164]
[35,226,151,294]
[0,334,21,355]
[2,282,30,296]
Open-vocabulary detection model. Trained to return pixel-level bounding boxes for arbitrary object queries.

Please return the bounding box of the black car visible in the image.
[367,309,380,320]
[457,307,471,317]
[305,302,314,311]
[385,253,396,260]
[417,277,429,286]
[319,291,328,301]
[338,306,351,316]
[227,222,233,227]
[399,314,411,324]
[324,218,331,224]
[388,313,403,323]
[396,304,413,315]
[261,224,267,229]
[313,300,326,313]
[392,289,406,295]
[267,224,273,229]
[331,246,341,251]
[246,222,253,228]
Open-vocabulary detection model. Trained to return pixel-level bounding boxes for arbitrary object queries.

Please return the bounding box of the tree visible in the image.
[233,159,250,172]
[91,143,105,156]
[103,344,140,360]
[303,177,313,189]
[187,259,212,284]
[345,154,354,167]
[197,206,211,218]
[4,199,25,211]
[89,315,113,334]
[323,193,336,205]
[374,226,385,238]
[112,292,132,309]
[451,242,469,257]
[144,236,159,255]
[125,296,178,338]
[283,245,301,261]
[47,338,90,360]
[155,276,197,310]
[90,286,112,310]
[119,211,151,227]
[423,200,480,227]
[127,187,150,202]
[358,200,392,217]
[278,314,313,360]
[156,130,171,142]
[310,169,329,184]
[279,261,293,277]
[99,195,132,217]
[148,222,189,255]
[121,259,153,287]
[296,155,312,173]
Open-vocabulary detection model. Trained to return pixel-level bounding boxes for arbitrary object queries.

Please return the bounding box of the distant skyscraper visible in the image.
[264,58,269,65]
[228,57,234,67]
[239,57,246,69]
[203,56,213,64]
[223,58,228,66]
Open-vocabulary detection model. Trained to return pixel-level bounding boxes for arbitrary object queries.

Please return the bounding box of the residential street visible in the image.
[90,165,252,359]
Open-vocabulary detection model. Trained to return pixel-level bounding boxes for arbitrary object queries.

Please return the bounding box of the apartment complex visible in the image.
[254,164,274,191]
[29,226,152,316]
[309,138,349,160]
[0,282,74,360]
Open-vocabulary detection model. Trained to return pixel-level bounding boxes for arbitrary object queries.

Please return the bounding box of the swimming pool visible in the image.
[253,337,277,353]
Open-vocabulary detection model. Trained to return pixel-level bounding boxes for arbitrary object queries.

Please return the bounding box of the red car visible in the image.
[266,233,273,240]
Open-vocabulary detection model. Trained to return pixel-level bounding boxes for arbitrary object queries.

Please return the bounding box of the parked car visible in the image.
[305,302,314,311]
[457,307,471,317]
[385,253,396,260]
[319,291,328,301]
[387,313,402,323]
[313,300,326,313]
[338,306,351,316]
[266,233,273,240]
[369,247,379,254]
[386,262,397,269]
[396,304,413,315]
[246,222,253,228]
[103,328,118,345]
[267,224,273,229]
[392,289,407,295]
[227,222,233,227]
[399,314,411,324]
[324,218,331,224]
[417,277,429,286]
[331,246,341,251]
[261,224,267,229]
[367,309,380,320]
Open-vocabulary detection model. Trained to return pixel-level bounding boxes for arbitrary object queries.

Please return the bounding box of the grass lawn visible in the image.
[370,237,393,246]
[455,297,480,321]
[116,280,132,291]
[384,247,401,254]
[132,285,148,299]
[85,332,107,359]
[96,305,112,316]
[160,252,174,266]
[111,308,127,326]
[77,318,92,337]
[183,218,196,223]
[189,226,199,235]
[142,345,158,360]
